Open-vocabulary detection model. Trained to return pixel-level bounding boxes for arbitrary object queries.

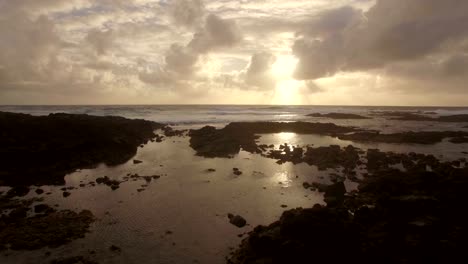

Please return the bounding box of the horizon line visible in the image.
[1,104,468,108]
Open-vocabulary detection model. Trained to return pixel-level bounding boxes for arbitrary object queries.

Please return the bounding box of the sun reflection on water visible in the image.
[273,171,293,187]
[276,132,297,142]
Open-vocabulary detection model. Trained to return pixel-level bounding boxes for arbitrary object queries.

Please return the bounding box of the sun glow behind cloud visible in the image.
[270,54,304,105]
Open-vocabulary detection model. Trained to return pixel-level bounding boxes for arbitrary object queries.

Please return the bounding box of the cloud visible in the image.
[188,14,242,53]
[245,52,276,89]
[140,13,242,86]
[293,0,468,82]
[169,0,205,28]
[0,12,65,86]
[85,29,115,55]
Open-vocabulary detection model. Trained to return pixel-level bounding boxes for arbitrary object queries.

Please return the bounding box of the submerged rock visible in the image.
[0,210,95,250]
[6,186,30,198]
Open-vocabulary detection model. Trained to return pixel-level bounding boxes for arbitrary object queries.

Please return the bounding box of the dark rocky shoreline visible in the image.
[228,148,468,264]
[189,122,468,158]
[0,112,164,186]
[1,112,467,263]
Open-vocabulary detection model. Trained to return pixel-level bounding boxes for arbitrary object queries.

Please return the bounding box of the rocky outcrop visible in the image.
[339,131,468,144]
[189,122,358,158]
[307,113,370,119]
[228,150,468,264]
[0,112,164,186]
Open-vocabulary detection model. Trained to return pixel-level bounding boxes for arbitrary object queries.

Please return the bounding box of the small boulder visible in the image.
[228,214,247,228]
[133,160,143,164]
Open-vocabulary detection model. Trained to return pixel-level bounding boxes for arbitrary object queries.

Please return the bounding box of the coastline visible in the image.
[0,110,467,263]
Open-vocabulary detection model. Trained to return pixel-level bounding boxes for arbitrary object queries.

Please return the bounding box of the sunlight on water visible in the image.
[276,132,297,143]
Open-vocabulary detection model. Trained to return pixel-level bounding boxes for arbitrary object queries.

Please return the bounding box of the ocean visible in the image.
[2,105,468,128]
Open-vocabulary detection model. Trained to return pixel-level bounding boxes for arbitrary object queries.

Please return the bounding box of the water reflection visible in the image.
[275,132,297,145]
[273,171,293,188]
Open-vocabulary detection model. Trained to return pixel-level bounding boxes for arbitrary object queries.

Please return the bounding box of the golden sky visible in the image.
[1,0,468,105]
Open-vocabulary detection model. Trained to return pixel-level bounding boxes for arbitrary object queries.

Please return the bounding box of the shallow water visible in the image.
[1,135,329,264]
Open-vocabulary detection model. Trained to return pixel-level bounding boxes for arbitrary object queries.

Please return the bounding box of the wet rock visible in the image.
[9,207,29,219]
[339,131,468,144]
[62,191,71,198]
[323,182,346,207]
[188,122,357,158]
[0,210,94,250]
[233,168,243,176]
[280,205,288,208]
[6,186,30,198]
[163,126,186,137]
[307,113,370,119]
[133,159,143,164]
[206,168,216,172]
[228,214,247,228]
[449,137,468,143]
[50,256,98,264]
[35,189,44,195]
[34,204,55,214]
[143,176,152,182]
[0,111,163,186]
[96,176,121,190]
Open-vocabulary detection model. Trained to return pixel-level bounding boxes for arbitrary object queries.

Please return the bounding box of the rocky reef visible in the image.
[372,111,468,123]
[338,131,468,144]
[307,112,370,119]
[228,149,468,263]
[0,195,95,251]
[189,122,468,159]
[189,122,359,158]
[0,112,164,186]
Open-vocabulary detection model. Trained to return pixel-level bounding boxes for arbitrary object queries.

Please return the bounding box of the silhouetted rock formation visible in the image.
[189,122,358,158]
[307,112,370,119]
[228,151,468,264]
[339,131,468,144]
[372,111,468,122]
[0,112,164,186]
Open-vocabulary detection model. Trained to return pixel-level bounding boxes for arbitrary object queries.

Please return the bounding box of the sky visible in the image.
[0,0,468,106]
